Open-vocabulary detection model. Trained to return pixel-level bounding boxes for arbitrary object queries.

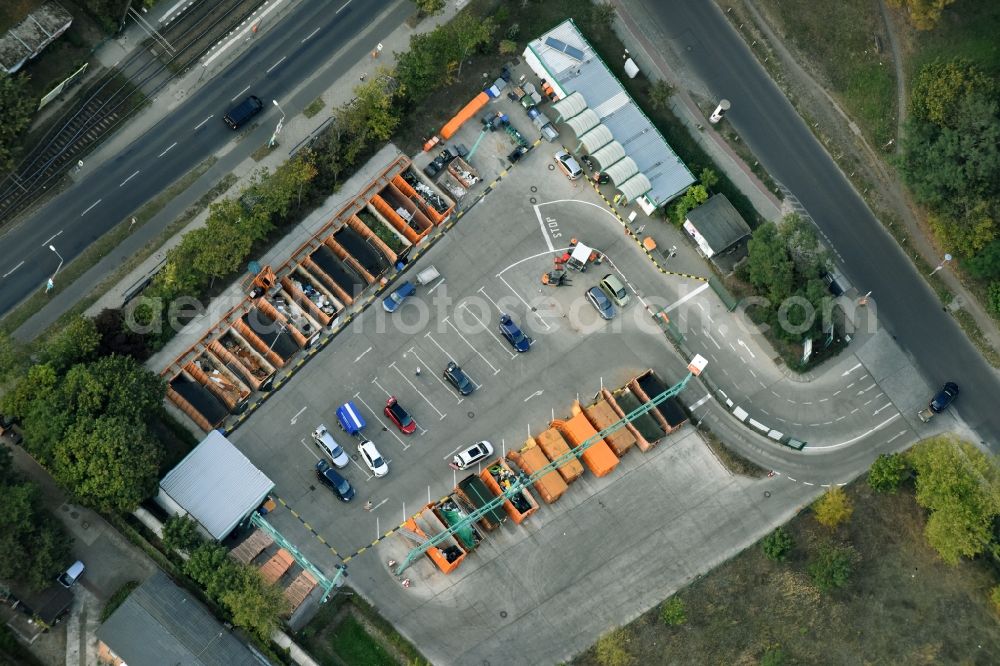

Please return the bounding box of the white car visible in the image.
[358,439,389,477]
[312,424,350,468]
[451,441,494,470]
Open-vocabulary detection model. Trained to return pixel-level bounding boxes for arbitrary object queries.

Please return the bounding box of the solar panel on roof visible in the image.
[545,36,585,62]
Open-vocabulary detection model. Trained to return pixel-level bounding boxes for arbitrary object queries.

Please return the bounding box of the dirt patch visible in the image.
[573,481,1000,664]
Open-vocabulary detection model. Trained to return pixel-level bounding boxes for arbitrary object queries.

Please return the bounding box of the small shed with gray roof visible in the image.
[97,571,271,666]
[683,194,753,270]
[156,430,273,541]
[0,1,73,74]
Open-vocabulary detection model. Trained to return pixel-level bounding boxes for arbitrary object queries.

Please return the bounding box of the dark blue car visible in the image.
[382,281,416,313]
[498,313,531,352]
[316,459,355,502]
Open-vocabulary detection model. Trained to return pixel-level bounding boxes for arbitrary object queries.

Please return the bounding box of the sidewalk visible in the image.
[14,0,447,341]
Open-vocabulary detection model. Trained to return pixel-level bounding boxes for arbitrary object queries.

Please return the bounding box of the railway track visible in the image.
[0,0,262,224]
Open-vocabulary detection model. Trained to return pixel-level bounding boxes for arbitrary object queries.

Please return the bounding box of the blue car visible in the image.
[498,313,531,352]
[382,281,416,313]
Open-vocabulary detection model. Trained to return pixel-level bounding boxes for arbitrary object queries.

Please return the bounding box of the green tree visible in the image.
[911,59,995,128]
[39,315,100,374]
[60,355,166,423]
[659,596,686,626]
[499,39,518,56]
[746,222,795,304]
[812,487,853,528]
[353,75,402,143]
[0,72,35,173]
[928,199,997,257]
[162,515,203,553]
[762,527,794,561]
[868,453,908,493]
[94,308,150,361]
[698,167,719,190]
[191,221,254,283]
[964,238,1000,280]
[907,436,1000,564]
[1,363,65,463]
[220,566,289,641]
[412,0,445,16]
[888,0,957,31]
[648,80,674,111]
[0,330,28,387]
[185,543,239,599]
[52,416,162,512]
[989,281,1000,317]
[452,13,496,78]
[591,2,617,29]
[990,584,1000,614]
[807,543,856,592]
[0,450,72,592]
[669,184,708,225]
[761,645,786,666]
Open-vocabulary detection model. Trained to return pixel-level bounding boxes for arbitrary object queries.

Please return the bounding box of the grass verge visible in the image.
[297,592,427,666]
[573,479,1000,664]
[0,160,228,338]
[303,97,326,118]
[737,0,896,148]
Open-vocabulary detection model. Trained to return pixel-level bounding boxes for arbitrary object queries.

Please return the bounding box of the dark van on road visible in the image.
[224,95,264,129]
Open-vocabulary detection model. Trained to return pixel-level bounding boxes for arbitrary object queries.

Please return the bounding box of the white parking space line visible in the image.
[371,378,391,397]
[423,332,455,363]
[458,303,515,359]
[351,456,373,479]
[478,287,503,312]
[230,85,250,101]
[390,361,447,419]
[404,348,464,404]
[354,394,409,450]
[497,274,551,330]
[444,317,500,375]
[299,438,320,461]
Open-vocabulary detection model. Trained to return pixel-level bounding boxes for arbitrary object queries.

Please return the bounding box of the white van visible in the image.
[312,425,350,468]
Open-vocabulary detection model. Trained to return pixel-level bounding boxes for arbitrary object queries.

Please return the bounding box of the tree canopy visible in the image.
[907,436,1000,564]
[867,453,908,493]
[0,450,72,592]
[812,486,854,529]
[0,72,35,174]
[888,0,957,31]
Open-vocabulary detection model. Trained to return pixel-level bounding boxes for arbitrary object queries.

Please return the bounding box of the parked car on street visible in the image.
[57,561,85,588]
[599,273,630,307]
[498,313,531,352]
[586,286,616,320]
[444,361,476,395]
[382,281,416,313]
[451,441,494,470]
[312,425,350,468]
[384,396,416,434]
[554,150,583,180]
[918,382,960,423]
[358,439,389,477]
[315,459,355,501]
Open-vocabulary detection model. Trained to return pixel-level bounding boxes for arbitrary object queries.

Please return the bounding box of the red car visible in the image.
[384,396,416,434]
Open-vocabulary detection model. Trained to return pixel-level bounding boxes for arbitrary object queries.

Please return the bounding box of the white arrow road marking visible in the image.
[842,362,862,376]
[523,390,544,402]
[290,406,307,425]
[354,346,372,363]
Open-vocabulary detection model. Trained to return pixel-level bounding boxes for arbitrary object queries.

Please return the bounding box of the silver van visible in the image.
[57,560,85,588]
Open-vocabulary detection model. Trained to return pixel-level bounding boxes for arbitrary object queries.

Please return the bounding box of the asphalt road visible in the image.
[637,0,1000,446]
[0,0,400,317]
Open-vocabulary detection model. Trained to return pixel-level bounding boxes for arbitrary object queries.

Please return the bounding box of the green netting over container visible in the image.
[439,507,477,550]
[615,389,664,442]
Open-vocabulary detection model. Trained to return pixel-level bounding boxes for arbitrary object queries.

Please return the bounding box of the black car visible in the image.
[929,382,960,413]
[315,459,355,502]
[444,361,476,395]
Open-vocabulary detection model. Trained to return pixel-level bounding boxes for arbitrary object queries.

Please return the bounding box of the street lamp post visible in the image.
[269,99,286,148]
[45,244,64,293]
[929,253,953,276]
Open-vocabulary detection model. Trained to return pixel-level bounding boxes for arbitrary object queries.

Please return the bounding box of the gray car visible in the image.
[586,286,616,320]
[599,273,630,307]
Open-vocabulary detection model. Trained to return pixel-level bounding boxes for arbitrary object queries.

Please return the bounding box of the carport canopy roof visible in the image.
[565,108,600,137]
[605,156,639,186]
[618,173,653,202]
[552,91,587,121]
[158,430,274,540]
[587,135,622,167]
